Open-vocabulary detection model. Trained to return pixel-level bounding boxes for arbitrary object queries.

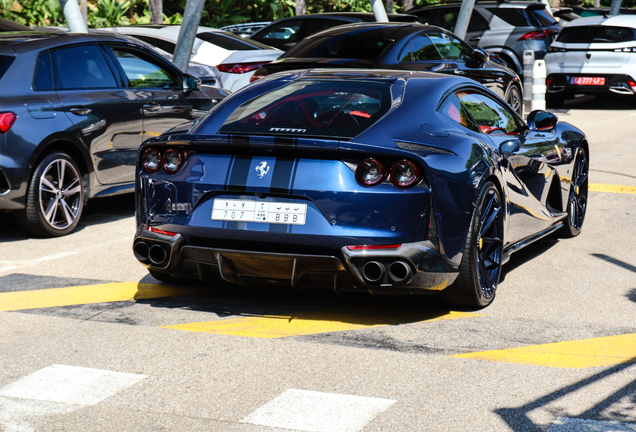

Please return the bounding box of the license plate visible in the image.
[571,76,605,85]
[212,199,307,225]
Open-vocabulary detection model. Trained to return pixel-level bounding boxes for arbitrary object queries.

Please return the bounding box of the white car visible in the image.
[545,15,636,106]
[99,26,283,91]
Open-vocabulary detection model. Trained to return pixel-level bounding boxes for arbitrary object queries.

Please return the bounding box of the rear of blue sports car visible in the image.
[133,71,464,294]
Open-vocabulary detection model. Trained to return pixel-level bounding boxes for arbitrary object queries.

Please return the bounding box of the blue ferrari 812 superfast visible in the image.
[133,69,588,308]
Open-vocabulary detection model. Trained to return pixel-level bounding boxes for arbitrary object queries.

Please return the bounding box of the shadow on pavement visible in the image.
[0,193,135,242]
[495,360,636,431]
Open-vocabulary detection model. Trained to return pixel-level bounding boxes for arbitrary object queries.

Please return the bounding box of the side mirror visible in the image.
[527,110,558,132]
[182,73,201,94]
[473,47,489,63]
[499,139,521,155]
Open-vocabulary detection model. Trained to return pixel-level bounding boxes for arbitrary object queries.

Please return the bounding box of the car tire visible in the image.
[442,181,504,308]
[561,148,588,238]
[505,84,523,116]
[15,151,84,238]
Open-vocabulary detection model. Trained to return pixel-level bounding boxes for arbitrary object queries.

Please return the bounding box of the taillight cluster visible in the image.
[518,30,553,41]
[355,158,421,188]
[217,61,270,74]
[142,147,186,174]
[0,112,16,134]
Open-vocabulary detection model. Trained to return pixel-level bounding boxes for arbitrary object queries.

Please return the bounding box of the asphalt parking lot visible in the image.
[0,95,635,432]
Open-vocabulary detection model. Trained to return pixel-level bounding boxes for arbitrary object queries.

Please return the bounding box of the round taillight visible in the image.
[355,158,385,186]
[390,160,419,188]
[163,148,183,174]
[143,148,162,173]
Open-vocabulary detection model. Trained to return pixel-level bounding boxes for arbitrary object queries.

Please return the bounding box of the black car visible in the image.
[251,23,523,114]
[0,33,227,237]
[248,12,418,51]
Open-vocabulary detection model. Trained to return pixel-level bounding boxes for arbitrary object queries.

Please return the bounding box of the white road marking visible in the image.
[0,365,146,432]
[0,252,77,274]
[549,417,636,431]
[241,389,396,432]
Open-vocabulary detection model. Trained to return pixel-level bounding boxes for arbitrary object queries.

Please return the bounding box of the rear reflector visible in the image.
[217,61,270,74]
[347,244,402,250]
[0,112,16,134]
[146,225,177,236]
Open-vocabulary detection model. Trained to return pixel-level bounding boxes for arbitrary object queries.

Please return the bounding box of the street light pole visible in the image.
[59,0,88,33]
[173,0,206,72]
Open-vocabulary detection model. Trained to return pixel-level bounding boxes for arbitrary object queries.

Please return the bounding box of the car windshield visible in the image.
[219,79,392,139]
[284,35,392,59]
[556,25,636,43]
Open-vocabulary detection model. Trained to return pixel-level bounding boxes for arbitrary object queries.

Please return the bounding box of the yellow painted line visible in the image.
[0,282,207,311]
[162,307,483,338]
[589,183,636,195]
[451,333,636,369]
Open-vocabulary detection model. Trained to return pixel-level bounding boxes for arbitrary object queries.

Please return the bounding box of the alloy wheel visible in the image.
[38,158,83,231]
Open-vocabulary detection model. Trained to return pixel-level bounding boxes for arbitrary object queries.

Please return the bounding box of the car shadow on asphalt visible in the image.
[548,94,636,113]
[0,193,135,242]
[135,272,462,326]
[499,235,560,284]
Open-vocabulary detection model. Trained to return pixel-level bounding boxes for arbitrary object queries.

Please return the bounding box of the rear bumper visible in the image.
[133,225,458,294]
[547,73,636,96]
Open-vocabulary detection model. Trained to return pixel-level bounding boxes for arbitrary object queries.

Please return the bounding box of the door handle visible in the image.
[143,103,161,112]
[69,107,91,116]
[453,70,465,75]
[469,37,481,42]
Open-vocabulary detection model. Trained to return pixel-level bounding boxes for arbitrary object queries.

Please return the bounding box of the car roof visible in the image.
[408,1,543,11]
[0,32,139,54]
[561,14,636,28]
[263,12,418,22]
[0,17,32,32]
[306,22,427,39]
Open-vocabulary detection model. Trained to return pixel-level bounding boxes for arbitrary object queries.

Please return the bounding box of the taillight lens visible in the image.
[0,112,16,134]
[143,148,162,173]
[163,148,183,174]
[390,160,419,188]
[355,158,385,186]
[628,80,636,91]
[518,30,553,41]
[250,71,270,82]
[217,61,270,74]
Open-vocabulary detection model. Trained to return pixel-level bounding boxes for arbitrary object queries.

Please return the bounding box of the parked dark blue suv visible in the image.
[0,33,226,237]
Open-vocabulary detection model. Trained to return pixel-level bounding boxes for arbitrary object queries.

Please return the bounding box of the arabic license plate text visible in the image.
[212,199,307,225]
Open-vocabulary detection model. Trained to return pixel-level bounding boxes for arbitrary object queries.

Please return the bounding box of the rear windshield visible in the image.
[556,25,636,43]
[219,80,392,139]
[196,32,272,50]
[284,35,392,59]
[0,54,15,80]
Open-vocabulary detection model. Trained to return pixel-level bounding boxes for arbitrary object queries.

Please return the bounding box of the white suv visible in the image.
[545,15,636,106]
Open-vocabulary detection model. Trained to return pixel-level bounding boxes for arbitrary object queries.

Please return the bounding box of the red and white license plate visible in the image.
[571,76,605,85]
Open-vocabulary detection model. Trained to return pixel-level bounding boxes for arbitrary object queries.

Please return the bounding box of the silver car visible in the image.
[407,1,561,75]
[545,15,636,107]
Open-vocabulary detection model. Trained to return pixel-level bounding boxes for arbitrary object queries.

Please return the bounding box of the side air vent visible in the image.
[396,141,455,156]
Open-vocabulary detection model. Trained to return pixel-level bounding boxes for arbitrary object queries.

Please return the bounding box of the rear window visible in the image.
[527,8,558,27]
[196,32,272,50]
[219,80,392,139]
[285,35,391,60]
[0,54,15,81]
[486,8,531,27]
[556,25,636,43]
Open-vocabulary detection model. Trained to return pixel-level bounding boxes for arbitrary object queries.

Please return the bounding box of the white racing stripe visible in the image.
[549,417,636,431]
[0,365,146,432]
[241,389,396,432]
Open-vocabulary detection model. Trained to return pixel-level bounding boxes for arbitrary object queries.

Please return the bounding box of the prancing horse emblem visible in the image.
[255,161,270,178]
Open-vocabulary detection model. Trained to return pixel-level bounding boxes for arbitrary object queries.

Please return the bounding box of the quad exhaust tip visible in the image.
[134,240,170,266]
[362,260,413,284]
